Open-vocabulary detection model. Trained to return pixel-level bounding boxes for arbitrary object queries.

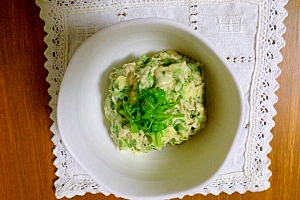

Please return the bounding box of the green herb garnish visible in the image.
[117,88,183,148]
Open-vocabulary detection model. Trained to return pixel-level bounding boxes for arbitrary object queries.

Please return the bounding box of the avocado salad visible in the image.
[104,50,206,153]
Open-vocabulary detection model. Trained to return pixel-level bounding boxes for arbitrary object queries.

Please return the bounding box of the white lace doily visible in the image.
[36,0,288,198]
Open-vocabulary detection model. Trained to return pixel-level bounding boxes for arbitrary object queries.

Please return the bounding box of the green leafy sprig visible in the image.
[118,88,184,148]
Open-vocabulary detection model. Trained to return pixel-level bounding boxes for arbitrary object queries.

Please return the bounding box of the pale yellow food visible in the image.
[104,50,206,153]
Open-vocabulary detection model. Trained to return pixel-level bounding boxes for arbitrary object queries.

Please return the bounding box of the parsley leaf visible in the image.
[117,88,183,147]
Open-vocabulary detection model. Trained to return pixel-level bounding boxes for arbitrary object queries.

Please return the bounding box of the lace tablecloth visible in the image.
[36,0,288,198]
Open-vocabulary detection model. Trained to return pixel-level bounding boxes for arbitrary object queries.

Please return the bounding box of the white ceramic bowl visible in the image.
[57,18,244,199]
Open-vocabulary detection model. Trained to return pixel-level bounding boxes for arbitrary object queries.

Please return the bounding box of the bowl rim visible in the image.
[57,17,245,200]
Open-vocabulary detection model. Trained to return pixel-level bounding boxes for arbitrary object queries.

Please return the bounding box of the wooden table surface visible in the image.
[1,0,299,199]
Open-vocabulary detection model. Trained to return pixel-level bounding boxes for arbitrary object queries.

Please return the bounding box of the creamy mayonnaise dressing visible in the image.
[104,50,206,153]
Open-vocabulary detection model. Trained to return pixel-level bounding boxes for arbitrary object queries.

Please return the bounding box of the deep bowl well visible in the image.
[57,18,244,199]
